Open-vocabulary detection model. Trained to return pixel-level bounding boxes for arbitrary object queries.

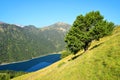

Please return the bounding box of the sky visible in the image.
[0,0,120,27]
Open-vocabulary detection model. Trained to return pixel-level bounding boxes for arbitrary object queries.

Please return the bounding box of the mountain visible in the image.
[40,22,71,51]
[13,26,120,80]
[41,22,70,32]
[0,22,71,64]
[0,21,5,24]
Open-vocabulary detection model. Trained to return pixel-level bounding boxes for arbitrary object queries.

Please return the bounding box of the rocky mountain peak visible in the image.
[41,22,71,32]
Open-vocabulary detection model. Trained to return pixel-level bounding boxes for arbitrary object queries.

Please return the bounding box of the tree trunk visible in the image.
[84,42,89,52]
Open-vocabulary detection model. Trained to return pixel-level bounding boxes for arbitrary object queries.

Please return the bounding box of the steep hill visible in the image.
[13,26,120,80]
[0,22,70,64]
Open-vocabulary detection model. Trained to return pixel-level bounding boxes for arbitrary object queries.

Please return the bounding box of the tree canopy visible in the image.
[65,11,114,54]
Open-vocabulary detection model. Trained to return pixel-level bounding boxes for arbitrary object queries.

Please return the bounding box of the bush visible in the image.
[61,50,72,58]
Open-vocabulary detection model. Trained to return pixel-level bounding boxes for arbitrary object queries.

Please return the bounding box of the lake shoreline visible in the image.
[0,54,61,72]
[0,52,61,66]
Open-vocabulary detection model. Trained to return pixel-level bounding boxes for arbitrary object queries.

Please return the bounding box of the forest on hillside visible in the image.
[0,23,70,64]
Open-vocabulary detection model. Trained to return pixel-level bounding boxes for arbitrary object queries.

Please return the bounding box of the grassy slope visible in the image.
[13,27,120,80]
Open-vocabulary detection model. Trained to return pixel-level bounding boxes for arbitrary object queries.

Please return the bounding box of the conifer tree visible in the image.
[65,11,114,54]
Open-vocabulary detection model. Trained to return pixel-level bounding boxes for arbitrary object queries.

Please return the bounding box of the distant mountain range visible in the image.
[0,22,71,64]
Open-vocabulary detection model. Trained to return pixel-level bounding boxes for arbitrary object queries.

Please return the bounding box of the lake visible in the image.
[0,54,61,72]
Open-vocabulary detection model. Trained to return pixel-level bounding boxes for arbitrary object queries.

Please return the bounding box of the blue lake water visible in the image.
[0,54,61,72]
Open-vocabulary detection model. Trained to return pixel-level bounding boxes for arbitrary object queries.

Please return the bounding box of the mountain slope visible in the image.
[40,22,71,51]
[13,26,120,80]
[0,22,70,64]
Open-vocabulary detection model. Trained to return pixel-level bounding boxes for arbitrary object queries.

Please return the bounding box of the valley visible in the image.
[0,0,119,80]
[0,22,70,64]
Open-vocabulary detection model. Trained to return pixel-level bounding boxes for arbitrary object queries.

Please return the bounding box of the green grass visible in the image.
[13,27,120,80]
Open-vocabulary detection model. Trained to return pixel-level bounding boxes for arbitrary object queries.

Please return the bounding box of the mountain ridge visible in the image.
[40,22,70,32]
[0,21,71,64]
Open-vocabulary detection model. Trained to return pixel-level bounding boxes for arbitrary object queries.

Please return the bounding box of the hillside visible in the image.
[13,26,120,80]
[0,22,70,64]
[40,22,70,51]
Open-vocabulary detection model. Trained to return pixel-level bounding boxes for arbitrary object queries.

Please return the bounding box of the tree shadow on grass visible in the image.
[89,42,104,50]
[68,52,84,61]
[68,42,104,61]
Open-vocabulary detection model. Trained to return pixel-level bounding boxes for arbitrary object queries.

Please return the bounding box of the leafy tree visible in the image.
[65,11,114,54]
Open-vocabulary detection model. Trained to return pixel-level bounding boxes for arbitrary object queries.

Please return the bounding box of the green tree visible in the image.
[65,11,114,54]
